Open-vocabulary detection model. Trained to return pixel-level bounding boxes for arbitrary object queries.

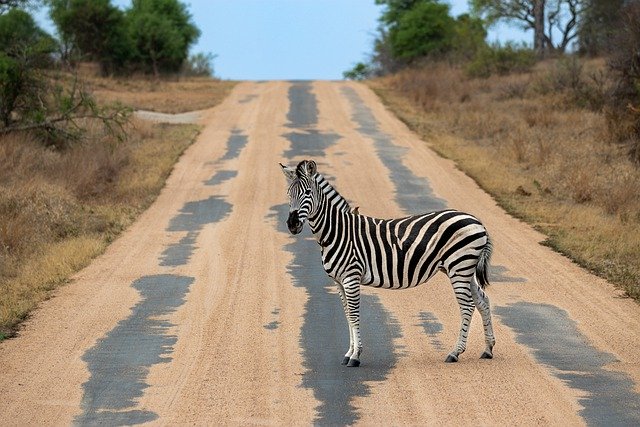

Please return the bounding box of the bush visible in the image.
[606,2,640,162]
[0,9,55,126]
[182,52,215,77]
[536,57,607,111]
[465,43,536,78]
[343,62,371,81]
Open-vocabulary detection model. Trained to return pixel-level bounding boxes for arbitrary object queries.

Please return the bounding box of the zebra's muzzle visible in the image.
[287,210,304,235]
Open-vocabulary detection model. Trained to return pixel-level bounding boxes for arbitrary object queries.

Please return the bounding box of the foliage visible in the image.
[371,26,399,74]
[47,0,200,77]
[388,1,454,61]
[126,0,200,76]
[578,0,624,56]
[376,0,423,27]
[471,0,583,54]
[465,43,536,78]
[606,1,640,162]
[0,8,55,126]
[450,13,488,62]
[470,0,538,26]
[0,6,52,50]
[1,73,131,148]
[372,0,488,73]
[48,0,130,74]
[0,6,129,146]
[343,62,372,80]
[0,0,33,13]
[182,52,216,77]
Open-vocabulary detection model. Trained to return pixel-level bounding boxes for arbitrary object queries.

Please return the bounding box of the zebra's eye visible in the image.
[304,189,311,195]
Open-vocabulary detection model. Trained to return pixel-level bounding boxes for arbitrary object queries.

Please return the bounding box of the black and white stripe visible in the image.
[281,160,495,366]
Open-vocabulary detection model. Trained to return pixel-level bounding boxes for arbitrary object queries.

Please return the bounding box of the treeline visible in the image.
[1,0,211,81]
[48,0,204,77]
[346,0,628,77]
[344,0,640,162]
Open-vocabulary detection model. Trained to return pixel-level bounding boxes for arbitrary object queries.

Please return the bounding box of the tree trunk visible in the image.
[534,0,546,57]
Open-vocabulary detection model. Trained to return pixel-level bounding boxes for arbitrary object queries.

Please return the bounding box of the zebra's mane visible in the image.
[315,173,351,213]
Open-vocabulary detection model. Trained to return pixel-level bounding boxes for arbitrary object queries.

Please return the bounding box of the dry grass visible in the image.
[70,62,237,114]
[0,68,235,338]
[370,59,640,301]
[0,120,199,337]
[87,75,237,114]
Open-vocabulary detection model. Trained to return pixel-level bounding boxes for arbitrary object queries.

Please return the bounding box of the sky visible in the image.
[34,0,530,81]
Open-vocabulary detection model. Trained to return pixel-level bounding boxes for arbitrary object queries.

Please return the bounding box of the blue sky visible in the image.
[34,0,530,81]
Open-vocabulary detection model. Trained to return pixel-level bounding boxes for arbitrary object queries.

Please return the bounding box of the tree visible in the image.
[126,0,200,76]
[389,1,455,61]
[451,13,488,61]
[0,8,54,126]
[376,0,423,27]
[0,5,128,145]
[471,0,583,55]
[578,0,624,56]
[48,0,131,74]
[373,0,460,70]
[606,1,640,162]
[0,0,33,14]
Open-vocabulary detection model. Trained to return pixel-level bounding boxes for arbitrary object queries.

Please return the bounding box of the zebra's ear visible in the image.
[305,160,317,176]
[280,162,297,182]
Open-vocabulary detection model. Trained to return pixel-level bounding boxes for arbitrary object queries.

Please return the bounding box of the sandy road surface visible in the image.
[1,81,639,425]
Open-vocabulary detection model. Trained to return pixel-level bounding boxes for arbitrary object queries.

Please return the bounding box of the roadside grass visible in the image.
[0,76,235,338]
[369,60,640,301]
[86,74,236,113]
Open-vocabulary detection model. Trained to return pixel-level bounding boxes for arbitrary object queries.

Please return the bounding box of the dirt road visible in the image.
[1,81,639,425]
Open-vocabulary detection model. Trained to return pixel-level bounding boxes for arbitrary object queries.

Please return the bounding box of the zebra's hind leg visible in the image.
[336,282,354,365]
[446,274,475,363]
[470,279,496,359]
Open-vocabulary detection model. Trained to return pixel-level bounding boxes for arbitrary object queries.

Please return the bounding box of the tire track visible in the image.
[278,82,402,425]
[77,124,250,424]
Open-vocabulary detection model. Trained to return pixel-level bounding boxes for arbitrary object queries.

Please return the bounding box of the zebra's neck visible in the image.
[308,174,350,239]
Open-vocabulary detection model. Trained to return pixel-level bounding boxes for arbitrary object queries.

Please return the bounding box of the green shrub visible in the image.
[0,9,54,126]
[126,0,200,76]
[48,0,131,74]
[466,43,536,78]
[343,62,372,81]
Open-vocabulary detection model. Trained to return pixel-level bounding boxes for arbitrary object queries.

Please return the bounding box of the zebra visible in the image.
[280,159,495,367]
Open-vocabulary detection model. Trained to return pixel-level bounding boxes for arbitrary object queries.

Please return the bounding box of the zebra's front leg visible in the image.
[341,277,362,367]
[336,282,354,365]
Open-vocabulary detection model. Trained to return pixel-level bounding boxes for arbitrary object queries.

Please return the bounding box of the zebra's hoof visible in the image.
[341,357,350,365]
[444,354,458,363]
[480,351,493,359]
[346,359,360,367]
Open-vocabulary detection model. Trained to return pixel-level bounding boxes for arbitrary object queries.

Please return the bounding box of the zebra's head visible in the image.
[280,160,318,235]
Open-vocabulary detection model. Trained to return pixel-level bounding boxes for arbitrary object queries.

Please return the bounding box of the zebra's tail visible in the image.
[476,234,493,289]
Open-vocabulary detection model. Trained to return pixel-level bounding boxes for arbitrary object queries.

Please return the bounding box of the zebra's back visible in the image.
[351,210,489,289]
